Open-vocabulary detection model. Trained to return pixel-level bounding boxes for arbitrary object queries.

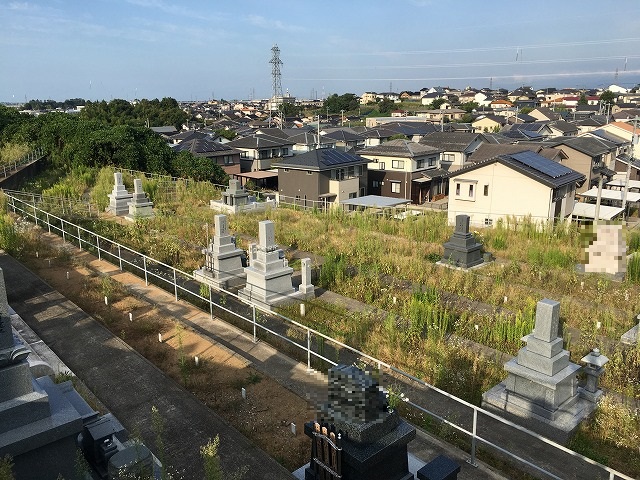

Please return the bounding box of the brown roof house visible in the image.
[358,139,443,204]
[272,148,369,210]
[173,138,242,175]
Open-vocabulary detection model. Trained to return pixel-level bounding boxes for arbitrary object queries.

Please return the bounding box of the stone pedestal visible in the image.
[238,220,303,309]
[304,365,415,480]
[442,215,483,268]
[482,299,595,443]
[585,224,626,276]
[194,215,246,290]
[125,179,154,221]
[298,258,315,298]
[106,172,132,216]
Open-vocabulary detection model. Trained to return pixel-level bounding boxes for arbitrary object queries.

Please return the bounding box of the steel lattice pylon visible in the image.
[269,44,283,107]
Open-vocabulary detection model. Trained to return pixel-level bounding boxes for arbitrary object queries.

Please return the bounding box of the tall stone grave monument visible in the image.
[482,299,596,442]
[585,224,627,277]
[298,258,315,298]
[238,220,306,309]
[304,365,415,480]
[0,268,89,480]
[125,178,154,221]
[106,172,133,216]
[194,214,246,290]
[441,214,483,268]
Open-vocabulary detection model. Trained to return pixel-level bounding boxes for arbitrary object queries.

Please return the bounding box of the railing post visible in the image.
[173,268,178,301]
[97,236,101,261]
[61,219,66,243]
[118,244,122,271]
[77,226,82,250]
[143,256,148,285]
[468,408,478,467]
[209,286,213,319]
[307,328,311,370]
[252,305,257,343]
[33,203,37,226]
[46,212,50,233]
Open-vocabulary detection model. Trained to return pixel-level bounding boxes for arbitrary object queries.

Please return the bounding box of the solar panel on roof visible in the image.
[320,149,359,165]
[509,151,572,178]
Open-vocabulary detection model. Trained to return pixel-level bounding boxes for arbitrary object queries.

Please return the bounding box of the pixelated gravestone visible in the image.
[304,365,415,480]
[585,224,626,276]
[106,172,132,216]
[125,179,154,220]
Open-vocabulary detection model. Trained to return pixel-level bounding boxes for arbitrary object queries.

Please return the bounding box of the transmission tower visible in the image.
[269,45,284,126]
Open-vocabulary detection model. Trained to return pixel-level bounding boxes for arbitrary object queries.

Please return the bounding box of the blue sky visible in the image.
[2,0,640,102]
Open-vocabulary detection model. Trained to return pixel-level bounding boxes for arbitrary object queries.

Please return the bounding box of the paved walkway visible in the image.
[3,233,622,480]
[1,254,294,479]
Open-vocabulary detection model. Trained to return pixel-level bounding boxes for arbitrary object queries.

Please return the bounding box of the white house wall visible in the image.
[447,162,552,227]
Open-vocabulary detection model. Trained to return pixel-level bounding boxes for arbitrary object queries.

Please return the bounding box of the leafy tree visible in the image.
[323,93,359,114]
[378,98,395,114]
[578,94,588,106]
[280,102,302,117]
[170,151,229,184]
[599,90,616,104]
[519,107,533,114]
[389,134,408,140]
[459,102,479,113]
[215,129,236,141]
[431,98,446,109]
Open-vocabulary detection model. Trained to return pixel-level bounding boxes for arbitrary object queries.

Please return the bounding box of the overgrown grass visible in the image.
[0,142,30,166]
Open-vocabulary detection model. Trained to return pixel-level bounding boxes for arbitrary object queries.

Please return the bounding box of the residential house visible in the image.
[420,132,486,172]
[548,121,579,138]
[272,148,368,209]
[288,131,337,153]
[227,133,294,172]
[489,99,515,115]
[528,107,561,122]
[360,92,377,105]
[415,108,466,122]
[358,139,443,204]
[545,136,618,192]
[472,114,506,133]
[321,128,365,149]
[468,143,569,164]
[360,127,400,147]
[501,122,553,141]
[447,151,585,228]
[172,138,242,175]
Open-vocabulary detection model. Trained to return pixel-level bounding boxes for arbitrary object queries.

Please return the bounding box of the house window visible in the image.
[392,160,405,169]
[390,181,401,194]
[484,185,489,196]
[428,157,437,167]
[417,159,425,169]
[307,170,313,175]
[241,151,248,158]
[349,192,357,199]
[283,168,289,172]
[379,162,385,170]
[372,180,380,188]
[454,180,477,201]
[282,148,288,156]
[455,183,461,196]
[356,165,363,176]
[347,166,355,178]
[484,218,493,226]
[469,184,474,197]
[442,154,455,163]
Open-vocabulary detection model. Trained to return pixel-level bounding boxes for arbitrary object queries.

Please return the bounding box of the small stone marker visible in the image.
[290,422,296,436]
[129,312,133,322]
[300,303,305,317]
[194,356,199,367]
[241,387,246,399]
[104,296,108,306]
[158,333,162,343]
[66,271,69,280]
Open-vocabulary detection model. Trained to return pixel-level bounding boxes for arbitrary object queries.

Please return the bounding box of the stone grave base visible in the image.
[436,258,490,272]
[621,323,639,346]
[482,383,597,444]
[574,264,625,283]
[125,204,154,222]
[194,268,245,291]
[238,288,306,312]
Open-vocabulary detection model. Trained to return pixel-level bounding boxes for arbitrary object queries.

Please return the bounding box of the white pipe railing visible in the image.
[3,193,634,480]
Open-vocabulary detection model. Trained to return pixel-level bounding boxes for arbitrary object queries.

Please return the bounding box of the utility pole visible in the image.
[341,109,344,126]
[622,115,639,215]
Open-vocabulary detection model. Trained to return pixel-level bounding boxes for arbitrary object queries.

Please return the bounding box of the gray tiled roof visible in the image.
[272,148,368,171]
[359,139,442,158]
[420,132,482,151]
[173,138,241,156]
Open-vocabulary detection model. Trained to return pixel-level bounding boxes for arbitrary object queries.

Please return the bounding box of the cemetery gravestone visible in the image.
[304,365,415,480]
[125,178,154,221]
[106,172,133,216]
[441,214,483,268]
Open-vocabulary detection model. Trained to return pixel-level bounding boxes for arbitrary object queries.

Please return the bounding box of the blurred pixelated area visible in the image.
[583,223,627,275]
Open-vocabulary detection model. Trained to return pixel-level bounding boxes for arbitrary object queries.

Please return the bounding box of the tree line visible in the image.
[0,101,227,184]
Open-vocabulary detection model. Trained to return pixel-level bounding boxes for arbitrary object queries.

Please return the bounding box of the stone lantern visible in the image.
[579,348,609,402]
